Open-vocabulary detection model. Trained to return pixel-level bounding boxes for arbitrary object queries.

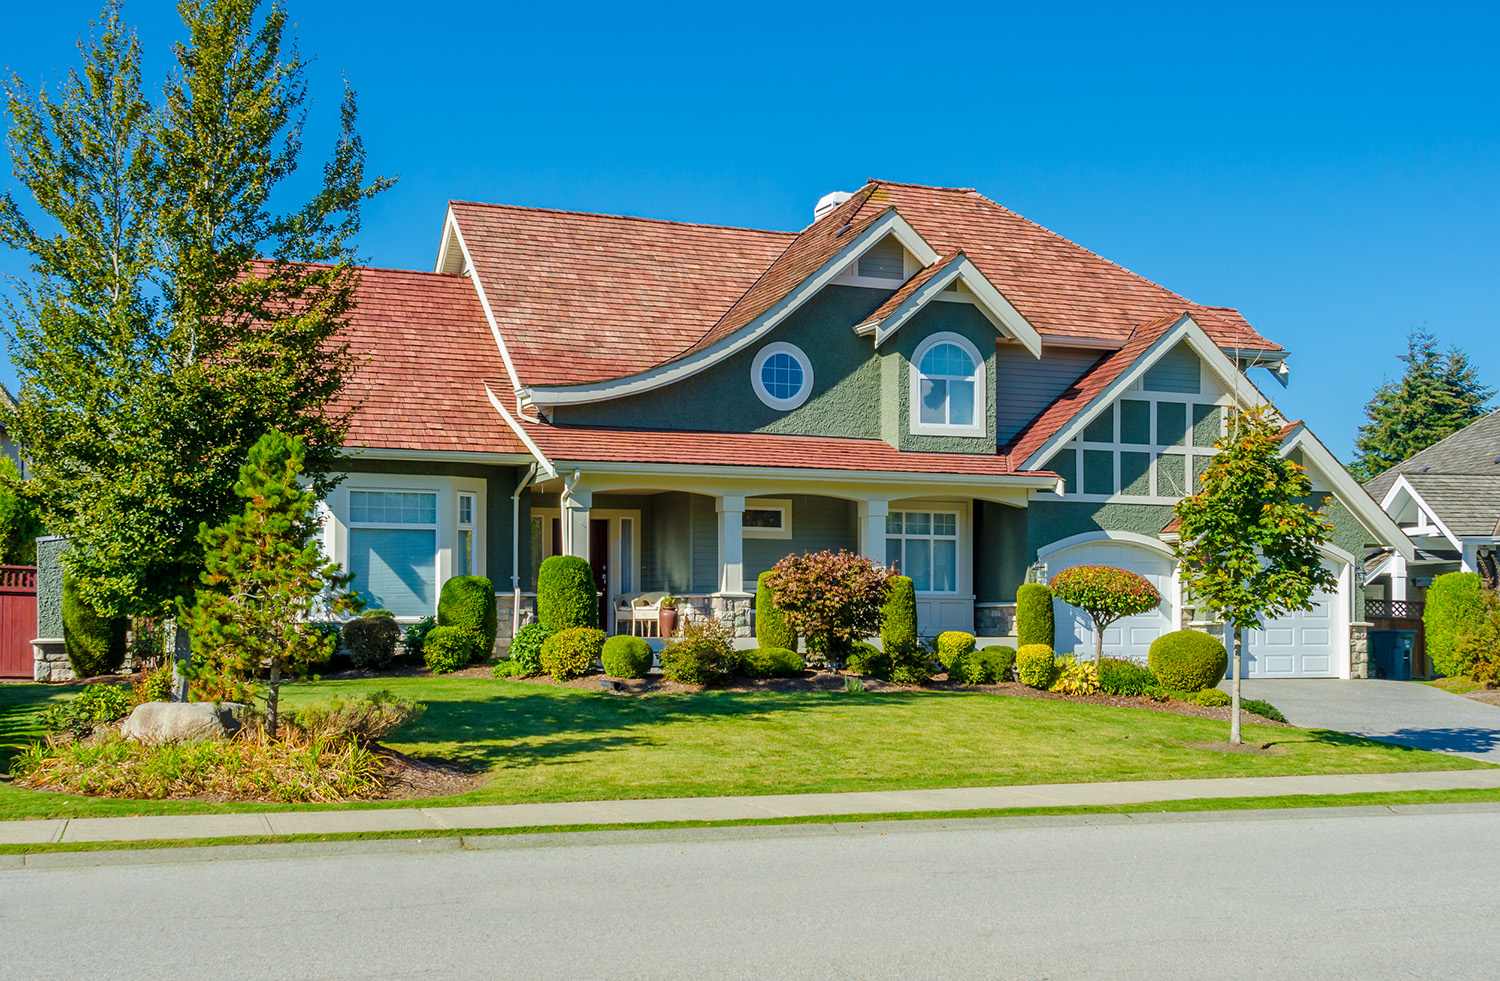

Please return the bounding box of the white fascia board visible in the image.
[1282,426,1416,561]
[524,208,939,408]
[857,255,1043,358]
[443,210,526,406]
[1380,474,1460,554]
[343,446,535,466]
[433,207,464,275]
[1019,315,1274,471]
[485,383,558,479]
[545,457,1060,490]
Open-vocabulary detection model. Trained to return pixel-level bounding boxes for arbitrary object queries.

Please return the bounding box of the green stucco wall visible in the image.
[1025,500,1177,565]
[553,285,891,439]
[35,536,68,639]
[886,302,998,454]
[975,502,1028,603]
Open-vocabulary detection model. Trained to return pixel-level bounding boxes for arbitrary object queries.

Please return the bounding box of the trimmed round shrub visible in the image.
[660,619,736,685]
[342,611,402,670]
[1425,572,1488,677]
[960,645,1015,685]
[845,640,892,680]
[423,626,482,674]
[936,631,976,675]
[1015,582,1055,648]
[881,575,918,652]
[601,635,654,679]
[755,570,796,650]
[1098,657,1156,696]
[541,626,605,681]
[1016,644,1056,689]
[1192,687,1231,707]
[739,646,805,679]
[537,555,598,630]
[507,622,552,677]
[1148,629,1228,692]
[438,576,498,657]
[62,574,126,678]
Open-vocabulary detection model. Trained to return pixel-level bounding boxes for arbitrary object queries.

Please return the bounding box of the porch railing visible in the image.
[1366,598,1424,621]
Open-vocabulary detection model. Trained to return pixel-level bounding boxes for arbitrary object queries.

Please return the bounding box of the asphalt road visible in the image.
[4,807,1499,980]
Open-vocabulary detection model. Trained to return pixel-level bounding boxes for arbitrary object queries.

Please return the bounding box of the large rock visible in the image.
[120,702,248,744]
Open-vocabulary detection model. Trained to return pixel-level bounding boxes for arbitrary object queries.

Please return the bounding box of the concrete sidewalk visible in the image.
[6,767,1500,847]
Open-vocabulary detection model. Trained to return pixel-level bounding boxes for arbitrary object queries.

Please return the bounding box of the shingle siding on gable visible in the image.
[1141,341,1201,394]
[996,347,1101,447]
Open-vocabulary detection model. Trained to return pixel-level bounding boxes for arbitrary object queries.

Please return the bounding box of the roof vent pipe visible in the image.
[813,190,853,222]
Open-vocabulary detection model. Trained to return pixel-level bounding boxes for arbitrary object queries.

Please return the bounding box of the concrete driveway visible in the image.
[1231,678,1500,762]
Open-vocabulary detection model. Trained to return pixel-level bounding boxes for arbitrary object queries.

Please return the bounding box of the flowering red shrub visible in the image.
[765,550,893,665]
[1050,565,1161,665]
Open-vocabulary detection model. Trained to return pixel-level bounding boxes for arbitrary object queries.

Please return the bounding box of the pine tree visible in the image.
[0,0,390,621]
[1173,406,1336,744]
[181,431,356,736]
[1351,329,1493,480]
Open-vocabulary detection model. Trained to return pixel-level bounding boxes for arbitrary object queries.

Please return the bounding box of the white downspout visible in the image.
[512,463,539,635]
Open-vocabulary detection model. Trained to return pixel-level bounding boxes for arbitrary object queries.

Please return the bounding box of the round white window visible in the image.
[751,342,814,411]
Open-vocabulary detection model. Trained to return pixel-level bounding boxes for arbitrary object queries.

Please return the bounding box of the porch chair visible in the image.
[615,592,669,637]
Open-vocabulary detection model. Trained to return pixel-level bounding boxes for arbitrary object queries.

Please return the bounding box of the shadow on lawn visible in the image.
[1279,726,1498,759]
[395,687,946,772]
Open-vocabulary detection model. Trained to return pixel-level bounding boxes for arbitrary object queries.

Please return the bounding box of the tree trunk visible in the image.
[1229,623,1242,746]
[1094,620,1106,667]
[169,620,191,703]
[267,661,281,740]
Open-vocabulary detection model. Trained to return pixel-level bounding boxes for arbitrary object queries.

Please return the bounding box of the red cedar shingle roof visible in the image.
[517,419,1051,478]
[333,267,528,455]
[449,202,794,387]
[447,180,1279,393]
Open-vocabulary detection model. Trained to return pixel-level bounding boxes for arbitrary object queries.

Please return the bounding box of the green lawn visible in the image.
[1424,676,1483,695]
[0,676,1485,822]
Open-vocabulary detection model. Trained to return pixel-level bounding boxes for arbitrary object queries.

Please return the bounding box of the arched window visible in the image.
[910,332,985,436]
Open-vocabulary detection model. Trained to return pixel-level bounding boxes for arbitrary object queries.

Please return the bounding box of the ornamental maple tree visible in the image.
[1049,566,1161,668]
[765,550,893,666]
[1172,405,1335,744]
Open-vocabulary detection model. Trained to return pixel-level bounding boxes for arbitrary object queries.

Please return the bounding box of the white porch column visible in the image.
[560,486,592,560]
[857,499,890,566]
[1389,553,1409,602]
[717,494,746,594]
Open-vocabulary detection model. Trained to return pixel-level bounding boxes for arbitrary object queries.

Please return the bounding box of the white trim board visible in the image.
[439,208,527,410]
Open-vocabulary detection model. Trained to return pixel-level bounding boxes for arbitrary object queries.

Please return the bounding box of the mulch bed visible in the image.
[376,748,482,799]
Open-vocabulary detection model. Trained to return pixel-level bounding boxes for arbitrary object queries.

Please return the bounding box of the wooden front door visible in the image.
[590,519,610,628]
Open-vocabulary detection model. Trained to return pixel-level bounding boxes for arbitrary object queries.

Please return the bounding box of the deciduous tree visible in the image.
[1049,566,1160,668]
[766,550,892,667]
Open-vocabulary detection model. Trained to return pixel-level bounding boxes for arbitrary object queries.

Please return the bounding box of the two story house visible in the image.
[324,180,1410,679]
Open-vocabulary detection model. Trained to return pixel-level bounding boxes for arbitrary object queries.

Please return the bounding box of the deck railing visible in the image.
[1366,598,1424,621]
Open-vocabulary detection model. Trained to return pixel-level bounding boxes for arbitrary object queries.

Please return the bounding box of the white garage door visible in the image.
[1047,541,1175,662]
[1243,560,1346,678]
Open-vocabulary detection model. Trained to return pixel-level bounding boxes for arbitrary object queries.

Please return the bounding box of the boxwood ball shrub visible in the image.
[1016,644,1056,689]
[541,627,606,681]
[62,574,127,678]
[1425,572,1488,678]
[537,556,598,631]
[1015,582,1055,648]
[881,575,918,652]
[438,576,498,658]
[845,640,891,680]
[601,635,653,679]
[342,610,402,670]
[739,646,805,679]
[422,626,482,674]
[1148,629,1228,692]
[506,623,552,677]
[960,645,1015,685]
[754,570,796,651]
[936,631,976,675]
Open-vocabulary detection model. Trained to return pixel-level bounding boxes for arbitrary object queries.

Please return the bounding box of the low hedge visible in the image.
[1098,657,1155,696]
[935,631,976,676]
[507,623,552,677]
[423,626,482,674]
[1242,697,1286,723]
[438,576,497,657]
[739,646,805,679]
[1016,644,1056,689]
[343,611,401,670]
[959,645,1014,685]
[754,571,796,650]
[1015,582,1054,648]
[1147,630,1228,692]
[845,641,892,680]
[537,556,597,630]
[541,627,605,681]
[601,635,653,679]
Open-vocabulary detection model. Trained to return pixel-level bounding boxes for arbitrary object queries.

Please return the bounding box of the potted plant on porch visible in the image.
[658,595,679,637]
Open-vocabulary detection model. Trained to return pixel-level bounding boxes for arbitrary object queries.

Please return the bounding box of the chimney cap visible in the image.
[813,190,853,222]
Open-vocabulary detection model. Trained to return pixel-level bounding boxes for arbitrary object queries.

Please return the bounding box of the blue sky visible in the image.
[3,1,1496,460]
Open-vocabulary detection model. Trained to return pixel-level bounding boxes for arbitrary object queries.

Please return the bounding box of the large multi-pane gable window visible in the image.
[347,490,439,617]
[886,510,959,593]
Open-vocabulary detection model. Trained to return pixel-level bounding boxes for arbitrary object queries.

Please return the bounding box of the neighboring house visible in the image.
[0,382,21,475]
[324,179,1410,678]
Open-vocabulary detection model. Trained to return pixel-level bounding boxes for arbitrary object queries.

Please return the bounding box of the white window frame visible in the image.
[750,341,814,411]
[456,491,477,578]
[742,498,793,540]
[909,331,986,437]
[886,507,962,595]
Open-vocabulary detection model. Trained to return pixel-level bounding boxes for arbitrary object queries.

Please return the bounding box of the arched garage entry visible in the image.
[1039,532,1179,662]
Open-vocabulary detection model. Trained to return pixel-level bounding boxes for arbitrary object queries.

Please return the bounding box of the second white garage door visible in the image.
[1243,559,1347,678]
[1046,540,1176,662]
